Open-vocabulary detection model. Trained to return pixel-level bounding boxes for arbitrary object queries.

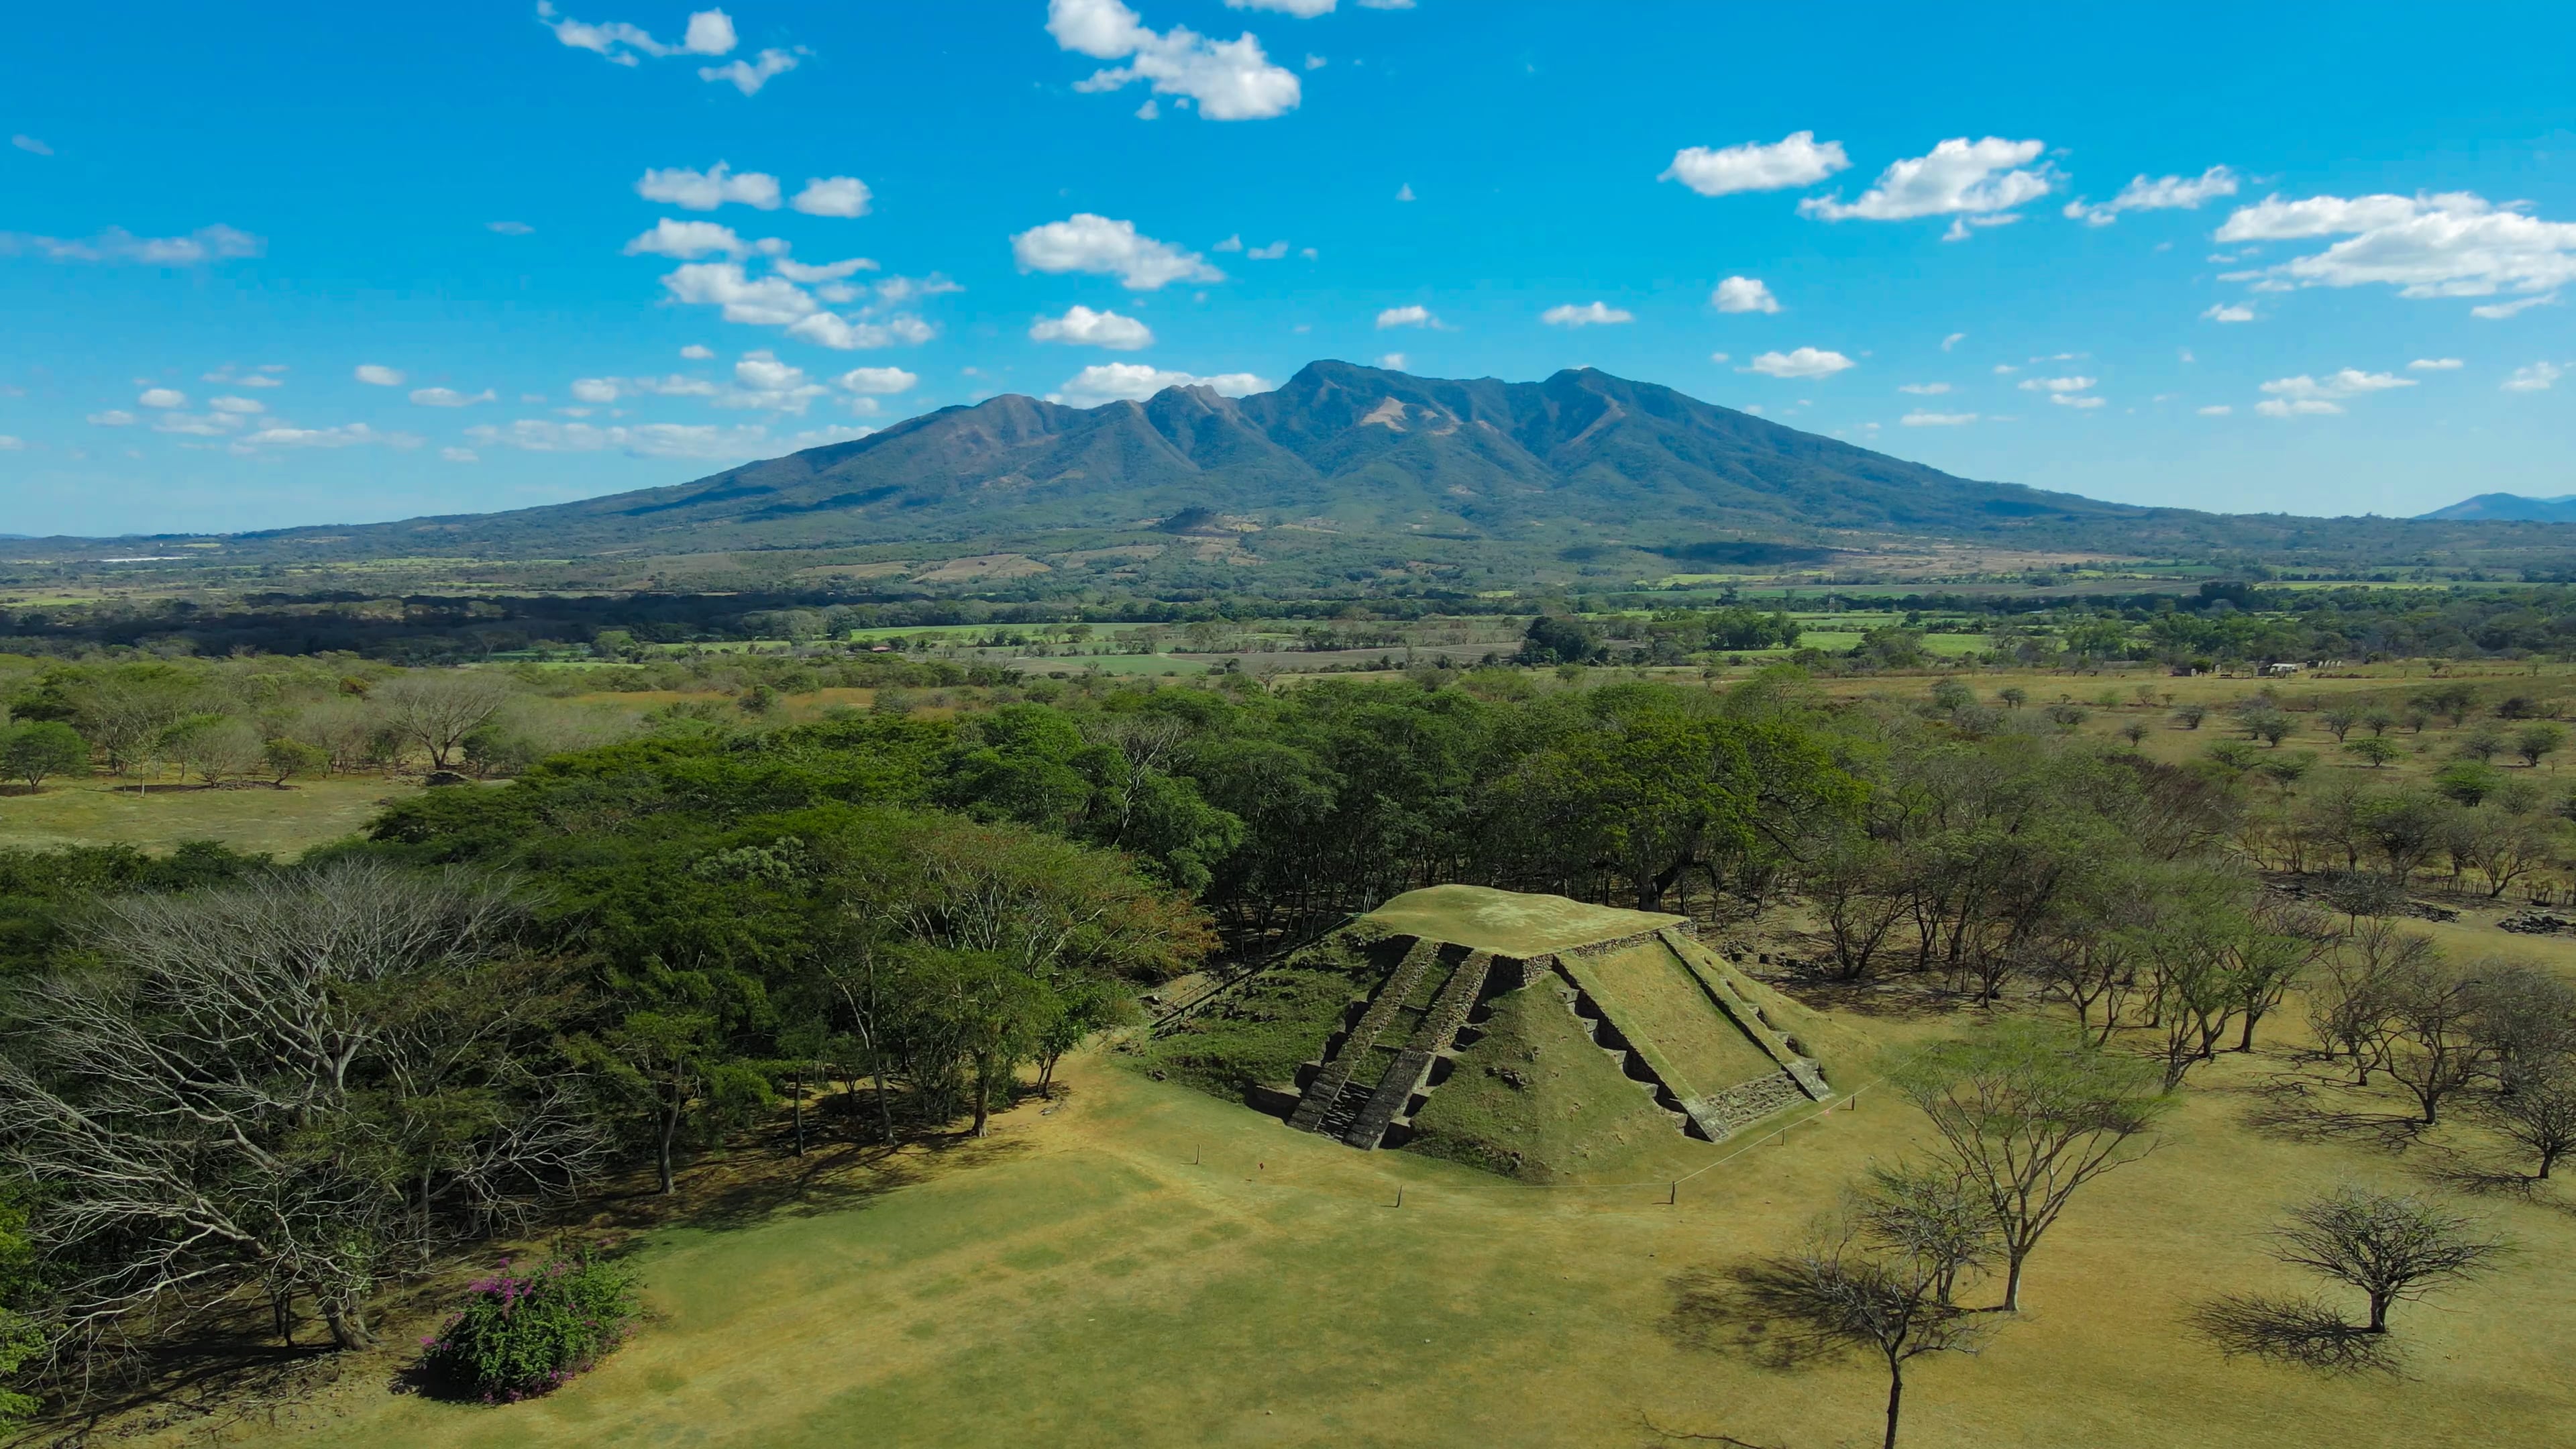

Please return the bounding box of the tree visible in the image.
[1892,1020,2167,1311]
[2383,956,2491,1125]
[1739,1202,1992,1449]
[2432,759,2503,806]
[154,715,254,784]
[262,737,329,786]
[2343,737,2402,769]
[0,721,89,789]
[2456,724,2507,763]
[2306,917,2432,1085]
[2118,720,2149,749]
[2488,1063,2576,1179]
[372,671,516,769]
[0,863,593,1354]
[2416,684,2478,729]
[2271,1187,2504,1334]
[2173,703,2208,730]
[1998,686,2027,710]
[2318,707,2360,743]
[2514,722,2565,768]
[2241,708,2295,747]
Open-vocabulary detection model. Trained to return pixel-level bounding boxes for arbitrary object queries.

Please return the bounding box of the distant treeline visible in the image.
[8,580,2576,663]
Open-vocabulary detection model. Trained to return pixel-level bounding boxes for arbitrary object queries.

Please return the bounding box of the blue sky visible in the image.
[4,0,2574,538]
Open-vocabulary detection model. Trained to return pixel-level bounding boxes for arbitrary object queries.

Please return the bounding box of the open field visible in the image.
[156,1005,2576,1449]
[0,776,414,859]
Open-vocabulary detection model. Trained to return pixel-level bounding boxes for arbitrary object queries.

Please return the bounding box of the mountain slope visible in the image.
[2418,493,2576,523]
[231,361,2160,558]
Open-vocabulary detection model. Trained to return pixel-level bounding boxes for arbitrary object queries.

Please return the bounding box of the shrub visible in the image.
[421,1248,639,1403]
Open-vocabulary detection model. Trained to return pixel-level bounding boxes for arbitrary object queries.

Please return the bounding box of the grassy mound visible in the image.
[1401,974,1690,1183]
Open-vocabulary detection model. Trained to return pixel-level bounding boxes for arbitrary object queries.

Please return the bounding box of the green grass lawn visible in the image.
[0,776,417,859]
[203,1013,2576,1449]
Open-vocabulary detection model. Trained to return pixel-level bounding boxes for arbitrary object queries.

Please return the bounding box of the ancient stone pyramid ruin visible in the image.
[1148,885,1851,1181]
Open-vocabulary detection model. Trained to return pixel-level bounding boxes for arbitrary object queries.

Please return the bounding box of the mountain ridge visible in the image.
[2418,493,2576,523]
[213,360,2155,557]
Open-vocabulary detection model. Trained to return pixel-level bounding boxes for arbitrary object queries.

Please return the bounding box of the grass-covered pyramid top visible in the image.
[1142,885,1855,1182]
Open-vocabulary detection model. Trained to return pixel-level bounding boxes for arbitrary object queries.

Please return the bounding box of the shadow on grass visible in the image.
[2186,1293,2403,1376]
[1634,1409,1790,1448]
[1762,975,1959,1023]
[2235,1077,2427,1151]
[1662,1264,1845,1373]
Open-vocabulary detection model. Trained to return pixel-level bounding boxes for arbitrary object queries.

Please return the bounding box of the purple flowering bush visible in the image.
[419,1248,639,1403]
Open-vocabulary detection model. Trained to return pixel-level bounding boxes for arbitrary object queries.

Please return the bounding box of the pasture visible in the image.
[154,1005,2576,1449]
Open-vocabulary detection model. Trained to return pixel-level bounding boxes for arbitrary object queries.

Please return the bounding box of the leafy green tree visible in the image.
[2514,722,2565,768]
[1,721,89,789]
[2343,737,2402,768]
[262,737,329,785]
[2432,759,2503,806]
[2173,703,2208,730]
[1893,1020,2167,1311]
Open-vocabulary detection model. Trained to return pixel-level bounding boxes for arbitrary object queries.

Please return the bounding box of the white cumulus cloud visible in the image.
[1541,301,1632,327]
[1012,213,1222,290]
[1746,347,1854,379]
[2202,303,2255,323]
[836,366,917,394]
[720,352,828,413]
[2212,191,2576,310]
[2504,360,2562,392]
[1030,304,1156,350]
[680,344,715,359]
[2472,294,2557,319]
[1800,137,2056,225]
[1048,0,1301,121]
[537,3,739,61]
[624,218,756,258]
[636,162,782,211]
[441,447,480,463]
[1898,382,1950,395]
[1900,411,1976,426]
[0,224,262,266]
[701,48,802,95]
[137,388,187,409]
[2408,357,2465,370]
[1712,276,1779,314]
[1049,363,1271,407]
[2252,368,2415,417]
[1376,304,1438,329]
[1226,0,1334,13]
[207,395,266,413]
[2063,165,2238,226]
[2198,405,2232,416]
[2019,375,2096,393]
[354,365,405,386]
[773,255,878,282]
[86,410,135,426]
[791,176,871,217]
[1660,131,1848,197]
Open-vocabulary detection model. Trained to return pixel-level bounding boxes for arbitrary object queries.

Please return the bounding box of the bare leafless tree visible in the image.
[0,861,597,1369]
[2487,1066,2576,1180]
[370,671,515,769]
[2306,918,2434,1085]
[2383,957,2496,1126]
[2272,1186,2506,1334]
